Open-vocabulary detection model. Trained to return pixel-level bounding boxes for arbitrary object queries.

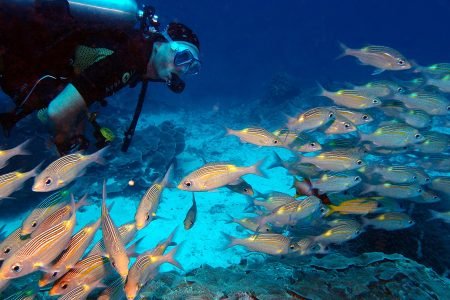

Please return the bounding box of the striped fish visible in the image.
[428,210,450,224]
[59,279,103,300]
[394,92,450,115]
[430,177,450,195]
[314,220,362,245]
[97,277,125,300]
[0,139,30,170]
[363,212,415,230]
[39,218,101,287]
[0,227,30,262]
[0,164,40,200]
[150,227,178,257]
[227,215,272,233]
[334,107,373,125]
[101,180,129,278]
[258,196,321,227]
[21,190,70,236]
[49,255,112,296]
[361,183,423,199]
[353,80,403,97]
[183,193,197,230]
[287,107,335,132]
[339,43,411,73]
[326,198,381,216]
[320,87,382,109]
[268,152,322,178]
[32,146,108,192]
[226,127,283,147]
[87,222,136,257]
[414,62,450,76]
[223,233,293,255]
[3,285,38,300]
[311,172,362,193]
[413,131,449,154]
[178,161,264,191]
[325,113,357,134]
[360,123,425,148]
[426,75,450,93]
[253,192,296,211]
[300,149,365,171]
[273,129,321,152]
[124,244,182,300]
[30,194,88,238]
[380,103,431,129]
[0,198,75,279]
[135,165,172,230]
[225,178,254,196]
[369,165,420,184]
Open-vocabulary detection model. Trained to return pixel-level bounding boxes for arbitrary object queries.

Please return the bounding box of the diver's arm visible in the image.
[48,84,87,124]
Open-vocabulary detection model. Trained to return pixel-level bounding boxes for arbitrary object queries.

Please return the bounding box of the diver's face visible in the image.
[150,41,200,81]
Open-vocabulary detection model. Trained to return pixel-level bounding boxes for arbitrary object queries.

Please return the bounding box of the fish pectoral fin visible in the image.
[372,68,385,75]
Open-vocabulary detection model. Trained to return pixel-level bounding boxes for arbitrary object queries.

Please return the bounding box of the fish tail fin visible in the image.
[286,115,297,130]
[243,197,255,212]
[224,214,235,224]
[75,193,91,211]
[336,42,351,60]
[249,158,266,178]
[164,242,184,270]
[361,216,371,227]
[426,209,439,221]
[90,145,110,165]
[29,161,44,177]
[316,82,330,98]
[12,139,32,156]
[360,183,374,195]
[410,59,422,73]
[126,237,144,258]
[268,151,284,170]
[101,179,108,216]
[324,205,335,217]
[161,164,173,187]
[221,232,237,249]
[225,127,235,136]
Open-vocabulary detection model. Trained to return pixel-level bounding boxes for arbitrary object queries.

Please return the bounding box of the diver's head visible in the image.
[148,22,200,92]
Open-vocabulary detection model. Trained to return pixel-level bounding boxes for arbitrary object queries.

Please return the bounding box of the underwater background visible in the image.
[0,0,449,299]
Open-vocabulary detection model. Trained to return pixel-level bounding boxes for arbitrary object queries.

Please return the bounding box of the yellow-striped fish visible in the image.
[361,183,423,199]
[426,74,450,93]
[226,127,283,147]
[325,114,357,134]
[0,139,30,170]
[225,178,255,196]
[38,219,101,287]
[101,180,129,278]
[87,222,136,257]
[300,150,365,171]
[274,129,322,152]
[363,212,415,230]
[380,104,432,129]
[353,80,404,97]
[339,43,411,74]
[369,165,421,184]
[178,160,264,191]
[223,233,293,255]
[226,215,272,233]
[21,190,70,236]
[360,123,425,148]
[430,176,450,195]
[49,255,112,296]
[287,107,335,132]
[268,152,322,178]
[32,146,108,192]
[0,164,40,200]
[252,192,296,211]
[0,227,30,262]
[314,220,362,245]
[135,165,172,230]
[258,196,321,227]
[320,86,382,109]
[413,62,450,76]
[394,92,450,115]
[124,244,183,300]
[311,173,362,194]
[0,198,75,279]
[58,279,103,300]
[334,107,373,125]
[30,194,88,238]
[3,284,38,300]
[428,210,450,223]
[413,131,449,154]
[326,198,381,216]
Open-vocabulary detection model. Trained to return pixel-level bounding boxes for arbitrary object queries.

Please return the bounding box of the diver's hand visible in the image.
[47,84,87,153]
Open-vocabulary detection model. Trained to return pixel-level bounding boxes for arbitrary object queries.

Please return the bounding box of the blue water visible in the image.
[0,0,449,299]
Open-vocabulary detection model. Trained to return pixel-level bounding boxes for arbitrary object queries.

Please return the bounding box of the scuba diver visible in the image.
[0,0,201,155]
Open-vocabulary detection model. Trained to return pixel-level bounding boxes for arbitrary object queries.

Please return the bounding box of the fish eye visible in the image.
[418,189,423,193]
[3,247,11,254]
[356,230,361,235]
[11,263,22,273]
[243,188,249,192]
[44,177,52,186]
[184,181,192,188]
[290,245,295,250]
[372,99,379,104]
[344,123,351,129]
[329,112,334,118]
[412,176,417,180]
[266,228,270,232]
[415,134,422,139]
[320,207,325,213]
[61,283,68,289]
[356,159,363,165]
[447,105,450,111]
[354,176,361,181]
[273,140,278,144]
[362,115,369,120]
[397,87,404,93]
[397,58,405,65]
[408,220,413,224]
[145,214,150,221]
[425,178,430,182]
[111,261,116,268]
[31,221,37,228]
[52,271,58,277]
[310,142,316,148]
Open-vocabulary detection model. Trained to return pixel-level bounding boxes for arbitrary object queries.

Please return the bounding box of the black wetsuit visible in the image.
[0,3,155,152]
